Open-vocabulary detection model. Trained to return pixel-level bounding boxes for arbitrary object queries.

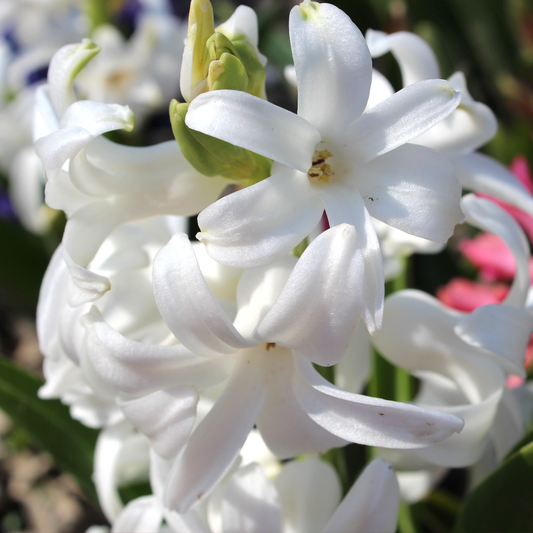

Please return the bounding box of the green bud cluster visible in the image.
[170,0,270,184]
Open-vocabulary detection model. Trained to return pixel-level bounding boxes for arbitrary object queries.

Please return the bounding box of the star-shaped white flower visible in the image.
[185,0,464,332]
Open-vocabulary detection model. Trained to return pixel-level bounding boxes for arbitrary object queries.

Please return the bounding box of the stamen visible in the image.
[308,149,334,183]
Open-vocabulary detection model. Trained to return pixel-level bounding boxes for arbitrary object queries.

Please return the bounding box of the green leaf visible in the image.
[0,356,99,502]
[0,219,50,312]
[454,440,533,532]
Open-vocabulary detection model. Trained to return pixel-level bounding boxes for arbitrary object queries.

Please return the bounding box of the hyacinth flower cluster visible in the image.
[26,0,533,531]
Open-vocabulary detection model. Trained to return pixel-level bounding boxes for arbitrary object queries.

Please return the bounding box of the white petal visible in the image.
[461,194,530,308]
[34,126,93,180]
[153,233,255,357]
[59,100,135,136]
[257,347,347,458]
[94,421,134,522]
[366,29,441,85]
[220,463,282,533]
[84,307,232,393]
[320,187,384,333]
[37,245,69,359]
[290,2,371,138]
[164,352,267,513]
[217,5,259,46]
[359,144,463,242]
[346,79,460,162]
[453,152,533,216]
[120,386,198,460]
[293,355,464,448]
[274,457,341,533]
[112,496,162,533]
[186,90,320,172]
[33,85,59,142]
[198,167,323,268]
[414,72,498,155]
[35,101,134,181]
[373,291,507,466]
[323,459,399,533]
[47,39,100,115]
[256,224,365,366]
[455,304,533,377]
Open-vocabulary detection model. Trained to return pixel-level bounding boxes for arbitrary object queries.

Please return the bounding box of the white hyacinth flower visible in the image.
[33,39,228,304]
[366,29,533,219]
[372,195,533,499]
[85,227,463,512]
[184,0,464,332]
[112,455,399,533]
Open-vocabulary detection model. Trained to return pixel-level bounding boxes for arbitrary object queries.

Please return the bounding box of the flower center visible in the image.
[308,149,334,183]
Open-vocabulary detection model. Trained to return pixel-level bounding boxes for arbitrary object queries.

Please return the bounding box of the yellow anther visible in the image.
[308,148,334,183]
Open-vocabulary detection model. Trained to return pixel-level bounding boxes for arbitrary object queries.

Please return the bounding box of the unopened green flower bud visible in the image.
[170,99,271,184]
[180,0,266,102]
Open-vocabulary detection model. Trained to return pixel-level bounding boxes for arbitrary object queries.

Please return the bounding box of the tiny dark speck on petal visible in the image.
[425,421,435,426]
[379,413,384,416]
[198,492,204,499]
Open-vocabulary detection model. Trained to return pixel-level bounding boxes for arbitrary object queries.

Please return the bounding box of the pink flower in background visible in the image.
[478,155,533,243]
[459,232,533,283]
[436,277,508,312]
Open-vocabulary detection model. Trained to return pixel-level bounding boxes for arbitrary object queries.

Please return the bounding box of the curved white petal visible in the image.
[219,463,282,533]
[346,80,460,162]
[37,245,69,359]
[120,386,198,460]
[290,2,371,138]
[455,304,533,377]
[414,72,498,156]
[112,496,162,533]
[257,347,347,458]
[35,101,134,180]
[60,100,134,136]
[274,457,341,533]
[217,5,259,46]
[293,355,464,449]
[33,85,59,142]
[94,421,134,522]
[186,90,320,172]
[453,152,533,216]
[461,194,530,308]
[84,307,232,393]
[366,29,440,85]
[359,144,463,242]
[320,187,383,333]
[164,351,267,513]
[153,233,255,357]
[323,458,399,533]
[47,39,100,116]
[257,224,365,366]
[198,167,323,268]
[35,126,93,180]
[373,290,507,466]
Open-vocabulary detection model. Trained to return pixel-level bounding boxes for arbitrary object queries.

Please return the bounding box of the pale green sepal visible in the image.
[48,39,100,116]
[169,100,271,183]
